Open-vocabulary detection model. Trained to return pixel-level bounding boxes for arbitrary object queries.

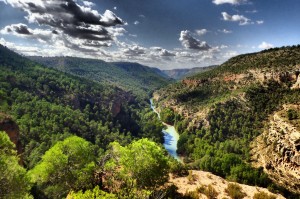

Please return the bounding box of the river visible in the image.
[150,99,180,161]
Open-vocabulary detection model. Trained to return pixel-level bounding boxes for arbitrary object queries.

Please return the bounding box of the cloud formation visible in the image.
[179,30,210,51]
[213,0,247,5]
[3,0,123,46]
[221,12,251,25]
[258,41,273,49]
[195,29,208,36]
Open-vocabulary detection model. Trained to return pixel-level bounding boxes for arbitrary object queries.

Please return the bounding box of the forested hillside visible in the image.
[29,56,171,99]
[155,45,300,197]
[0,44,171,198]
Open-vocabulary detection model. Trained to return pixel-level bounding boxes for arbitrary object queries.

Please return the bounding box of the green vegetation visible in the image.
[68,186,117,199]
[225,183,246,199]
[0,44,170,198]
[287,109,298,120]
[29,57,172,99]
[197,184,218,199]
[253,191,277,199]
[0,44,164,169]
[103,138,170,198]
[190,45,300,80]
[156,45,300,198]
[2,43,300,198]
[29,136,96,198]
[160,107,176,124]
[0,131,32,199]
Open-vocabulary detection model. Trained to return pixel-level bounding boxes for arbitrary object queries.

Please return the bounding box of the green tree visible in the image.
[160,108,175,125]
[68,186,117,199]
[0,131,32,199]
[29,136,96,199]
[103,138,170,198]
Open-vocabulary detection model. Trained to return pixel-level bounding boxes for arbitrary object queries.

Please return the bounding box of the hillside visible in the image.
[154,45,300,197]
[28,56,171,99]
[0,44,164,169]
[163,65,217,80]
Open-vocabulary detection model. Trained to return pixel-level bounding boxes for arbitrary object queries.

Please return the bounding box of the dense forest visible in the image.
[0,44,178,198]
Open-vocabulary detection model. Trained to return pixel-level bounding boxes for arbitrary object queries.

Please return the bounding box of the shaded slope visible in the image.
[29,57,171,99]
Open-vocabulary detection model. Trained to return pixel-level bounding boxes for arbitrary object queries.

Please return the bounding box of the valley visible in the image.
[1,0,300,198]
[1,44,300,199]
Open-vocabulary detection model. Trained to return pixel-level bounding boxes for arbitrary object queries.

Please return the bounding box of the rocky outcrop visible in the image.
[181,78,208,88]
[251,105,300,193]
[0,113,23,159]
[110,91,135,117]
[170,170,285,199]
[291,71,300,89]
[111,98,122,117]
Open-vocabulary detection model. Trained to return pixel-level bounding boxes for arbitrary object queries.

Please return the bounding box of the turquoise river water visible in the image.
[150,99,180,161]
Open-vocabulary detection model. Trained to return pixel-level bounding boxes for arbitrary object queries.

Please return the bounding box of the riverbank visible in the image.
[150,99,181,161]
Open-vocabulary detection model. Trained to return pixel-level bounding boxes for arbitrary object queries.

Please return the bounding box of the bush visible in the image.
[253,191,276,199]
[197,184,218,199]
[225,183,246,199]
[169,159,188,177]
[287,109,298,120]
[187,170,198,184]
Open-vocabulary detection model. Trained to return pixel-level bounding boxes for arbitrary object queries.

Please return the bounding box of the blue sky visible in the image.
[0,0,299,69]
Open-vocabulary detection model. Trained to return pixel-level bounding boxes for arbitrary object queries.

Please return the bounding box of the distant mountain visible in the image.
[112,61,171,79]
[29,57,172,99]
[162,65,217,79]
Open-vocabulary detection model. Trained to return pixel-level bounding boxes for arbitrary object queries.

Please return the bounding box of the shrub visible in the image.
[187,170,198,184]
[197,184,218,199]
[287,109,298,120]
[225,183,246,199]
[253,191,276,199]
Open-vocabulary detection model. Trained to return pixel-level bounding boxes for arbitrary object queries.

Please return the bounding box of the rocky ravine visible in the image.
[251,105,300,194]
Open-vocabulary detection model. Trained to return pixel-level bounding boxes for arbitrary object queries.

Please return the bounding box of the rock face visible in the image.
[251,105,300,193]
[0,113,23,157]
[291,72,300,89]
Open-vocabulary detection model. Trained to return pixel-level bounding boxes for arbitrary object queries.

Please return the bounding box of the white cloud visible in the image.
[82,1,95,7]
[179,30,211,51]
[134,21,140,25]
[256,20,264,25]
[218,29,232,34]
[195,29,208,36]
[213,0,247,5]
[221,12,251,25]
[258,41,274,49]
[113,6,117,10]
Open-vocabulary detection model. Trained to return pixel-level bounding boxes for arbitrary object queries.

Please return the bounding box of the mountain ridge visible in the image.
[28,56,172,99]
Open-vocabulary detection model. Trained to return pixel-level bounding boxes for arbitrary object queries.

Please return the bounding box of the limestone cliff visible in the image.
[251,105,300,193]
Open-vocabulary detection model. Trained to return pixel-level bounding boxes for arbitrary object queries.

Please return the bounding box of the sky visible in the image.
[0,0,299,69]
